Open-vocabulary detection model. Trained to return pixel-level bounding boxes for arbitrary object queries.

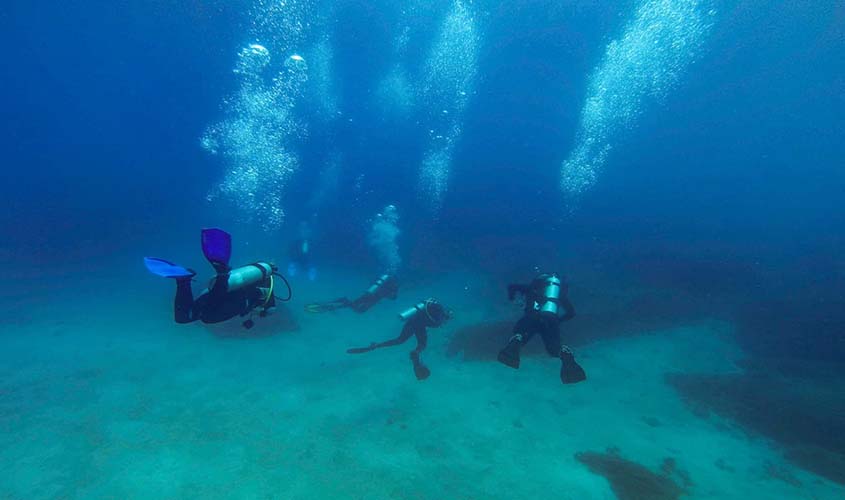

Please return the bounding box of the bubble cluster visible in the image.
[373,22,415,117]
[416,0,479,211]
[202,45,309,230]
[368,204,402,273]
[419,0,478,113]
[306,151,342,215]
[248,0,312,52]
[561,0,715,195]
[202,0,316,230]
[375,65,415,117]
[419,121,464,214]
[310,36,339,120]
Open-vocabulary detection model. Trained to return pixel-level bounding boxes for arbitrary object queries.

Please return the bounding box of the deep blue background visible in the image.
[1,1,843,359]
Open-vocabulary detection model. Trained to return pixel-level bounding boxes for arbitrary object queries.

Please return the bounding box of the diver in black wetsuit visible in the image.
[497,272,586,384]
[144,228,291,329]
[171,268,275,328]
[346,298,452,380]
[305,274,399,313]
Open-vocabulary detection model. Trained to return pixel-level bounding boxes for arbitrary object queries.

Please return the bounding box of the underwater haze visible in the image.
[2,0,844,498]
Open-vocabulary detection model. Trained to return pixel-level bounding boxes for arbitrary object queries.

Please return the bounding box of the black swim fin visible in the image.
[560,350,586,384]
[414,364,431,380]
[347,343,376,354]
[410,352,430,380]
[305,298,348,313]
[305,303,333,313]
[497,340,521,369]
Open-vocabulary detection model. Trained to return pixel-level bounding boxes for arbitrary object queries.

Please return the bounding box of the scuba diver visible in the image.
[144,228,291,329]
[497,272,586,384]
[287,221,317,281]
[304,274,398,313]
[346,298,452,381]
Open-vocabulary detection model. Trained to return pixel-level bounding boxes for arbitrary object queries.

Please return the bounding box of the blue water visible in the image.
[2,1,844,498]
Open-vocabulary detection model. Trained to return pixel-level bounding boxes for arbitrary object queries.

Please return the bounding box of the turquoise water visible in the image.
[2,0,843,498]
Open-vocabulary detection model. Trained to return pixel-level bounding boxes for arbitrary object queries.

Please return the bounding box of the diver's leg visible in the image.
[347,322,414,354]
[497,317,536,369]
[174,278,196,323]
[535,322,586,384]
[198,290,248,324]
[350,294,376,313]
[372,323,415,348]
[540,325,562,357]
[412,329,428,355]
[410,329,430,380]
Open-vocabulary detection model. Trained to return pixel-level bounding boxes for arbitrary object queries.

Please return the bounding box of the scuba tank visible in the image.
[209,262,275,292]
[398,298,447,326]
[367,274,392,295]
[399,301,428,322]
[537,274,562,319]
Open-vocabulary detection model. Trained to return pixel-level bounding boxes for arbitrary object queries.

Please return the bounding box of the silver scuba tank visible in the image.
[538,274,562,318]
[398,301,427,322]
[210,262,274,292]
[367,274,391,295]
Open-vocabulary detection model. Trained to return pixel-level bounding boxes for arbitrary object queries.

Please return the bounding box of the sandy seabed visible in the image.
[0,270,842,500]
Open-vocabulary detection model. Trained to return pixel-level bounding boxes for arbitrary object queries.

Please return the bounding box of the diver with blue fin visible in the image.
[497,272,586,384]
[346,298,452,380]
[304,274,399,313]
[144,228,291,329]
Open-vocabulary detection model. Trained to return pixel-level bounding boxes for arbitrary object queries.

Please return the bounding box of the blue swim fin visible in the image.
[144,257,195,278]
[201,228,232,273]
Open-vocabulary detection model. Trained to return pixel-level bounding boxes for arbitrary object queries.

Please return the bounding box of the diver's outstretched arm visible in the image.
[347,322,416,354]
[349,293,377,313]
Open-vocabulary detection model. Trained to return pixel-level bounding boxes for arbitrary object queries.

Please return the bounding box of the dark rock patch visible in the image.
[575,448,689,500]
[446,321,515,361]
[785,445,845,487]
[659,457,692,489]
[446,299,710,362]
[764,461,802,487]
[667,368,845,485]
[444,273,718,362]
[642,416,662,427]
[714,458,735,473]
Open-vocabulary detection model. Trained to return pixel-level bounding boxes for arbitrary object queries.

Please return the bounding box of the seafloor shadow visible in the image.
[575,448,691,500]
[202,305,300,339]
[667,365,845,486]
[446,289,710,361]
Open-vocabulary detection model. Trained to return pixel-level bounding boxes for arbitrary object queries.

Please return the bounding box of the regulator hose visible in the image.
[271,272,293,302]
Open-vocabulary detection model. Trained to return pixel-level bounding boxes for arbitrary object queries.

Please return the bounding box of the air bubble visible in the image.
[561,0,714,196]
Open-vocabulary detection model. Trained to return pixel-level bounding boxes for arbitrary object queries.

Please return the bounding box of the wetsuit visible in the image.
[507,281,575,356]
[306,275,398,313]
[348,277,399,312]
[174,275,272,324]
[347,301,450,380]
